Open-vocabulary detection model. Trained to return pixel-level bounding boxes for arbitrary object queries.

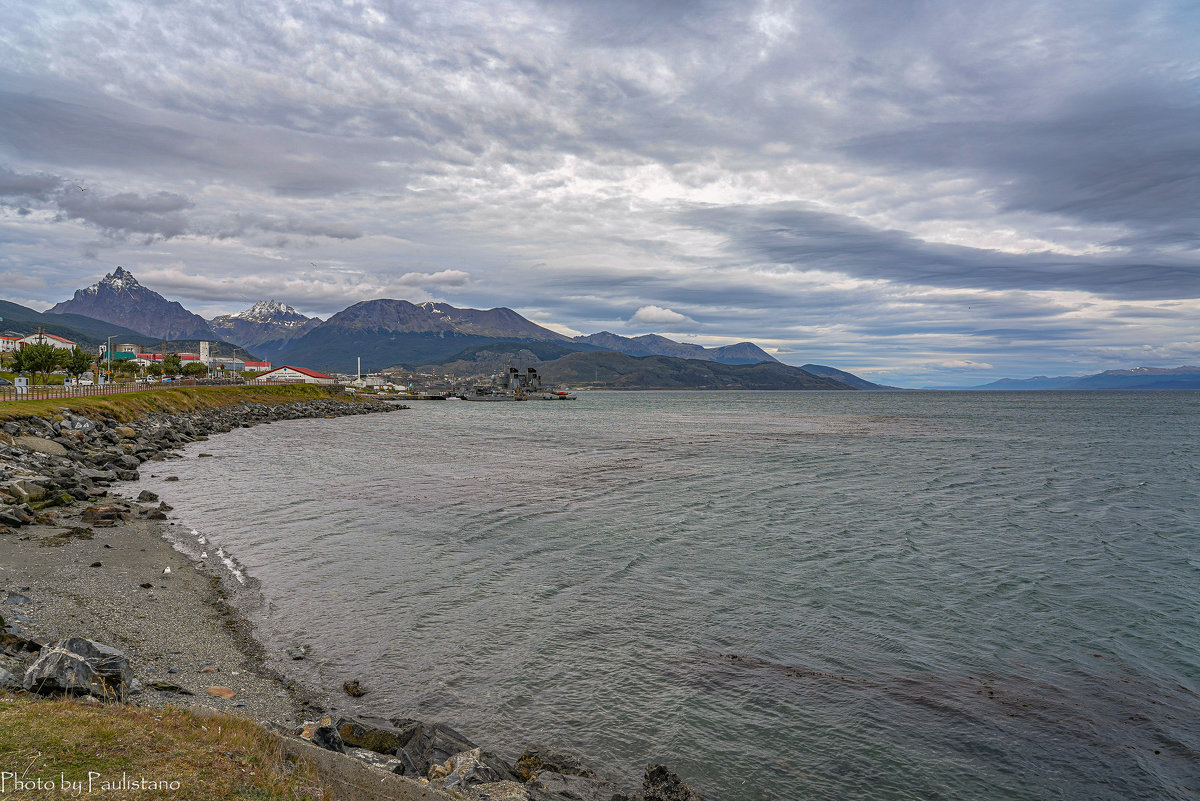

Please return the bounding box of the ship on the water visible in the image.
[462,367,577,401]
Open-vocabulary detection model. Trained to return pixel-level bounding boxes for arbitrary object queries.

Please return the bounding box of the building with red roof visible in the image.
[18,332,76,350]
[251,365,336,385]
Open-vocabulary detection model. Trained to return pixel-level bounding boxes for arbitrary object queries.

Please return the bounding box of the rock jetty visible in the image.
[0,398,400,530]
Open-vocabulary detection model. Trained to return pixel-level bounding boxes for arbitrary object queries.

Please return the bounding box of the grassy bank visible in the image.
[0,695,324,800]
[0,384,362,423]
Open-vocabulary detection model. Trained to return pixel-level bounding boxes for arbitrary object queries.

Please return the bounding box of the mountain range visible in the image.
[41,268,790,374]
[532,351,851,390]
[19,268,1197,392]
[971,366,1200,390]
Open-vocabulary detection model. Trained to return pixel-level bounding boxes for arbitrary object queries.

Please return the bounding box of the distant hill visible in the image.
[971,366,1200,390]
[573,331,778,364]
[800,364,900,390]
[48,267,215,340]
[534,351,854,390]
[419,340,603,375]
[276,299,573,372]
[970,375,1081,390]
[0,298,157,349]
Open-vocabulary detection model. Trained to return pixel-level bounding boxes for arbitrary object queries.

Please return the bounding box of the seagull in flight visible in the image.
[75,184,87,192]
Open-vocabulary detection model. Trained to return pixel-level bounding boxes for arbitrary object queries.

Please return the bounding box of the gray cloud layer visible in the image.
[0,0,1197,384]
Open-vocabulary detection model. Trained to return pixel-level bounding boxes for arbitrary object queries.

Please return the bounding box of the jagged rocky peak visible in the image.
[48,266,215,341]
[85,266,142,294]
[229,300,311,324]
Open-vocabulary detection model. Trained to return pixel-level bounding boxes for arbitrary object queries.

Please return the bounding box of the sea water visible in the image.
[146,391,1200,800]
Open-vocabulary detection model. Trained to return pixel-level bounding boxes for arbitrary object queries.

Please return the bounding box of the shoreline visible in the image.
[0,390,704,801]
[0,393,405,727]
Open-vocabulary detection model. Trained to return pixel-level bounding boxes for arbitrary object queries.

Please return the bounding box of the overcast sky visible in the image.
[1,1,1197,386]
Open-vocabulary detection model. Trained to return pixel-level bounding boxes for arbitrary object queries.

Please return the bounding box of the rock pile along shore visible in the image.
[0,395,706,801]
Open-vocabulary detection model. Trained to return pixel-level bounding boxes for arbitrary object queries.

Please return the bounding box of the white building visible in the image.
[0,335,21,353]
[251,365,336,385]
[19,332,76,350]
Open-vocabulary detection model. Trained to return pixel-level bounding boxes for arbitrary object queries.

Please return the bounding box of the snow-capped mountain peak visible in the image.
[83,266,142,295]
[229,300,308,324]
[207,300,321,349]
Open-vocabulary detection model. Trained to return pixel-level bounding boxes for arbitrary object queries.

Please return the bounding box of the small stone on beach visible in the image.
[205,686,236,699]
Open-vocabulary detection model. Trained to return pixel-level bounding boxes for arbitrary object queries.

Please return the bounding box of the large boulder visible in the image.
[517,745,598,781]
[295,716,346,753]
[8,480,47,504]
[0,667,20,690]
[530,771,639,801]
[642,766,701,801]
[81,505,131,526]
[23,637,132,699]
[15,437,69,458]
[391,721,516,783]
[431,748,504,791]
[64,415,97,434]
[335,716,420,755]
[393,721,476,776]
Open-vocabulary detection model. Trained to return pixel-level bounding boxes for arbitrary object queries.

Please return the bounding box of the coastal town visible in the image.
[1,330,579,401]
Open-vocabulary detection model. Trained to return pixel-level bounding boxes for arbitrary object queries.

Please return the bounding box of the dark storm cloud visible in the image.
[54,188,194,240]
[0,164,366,243]
[681,204,1200,300]
[0,82,427,197]
[0,92,204,172]
[845,87,1200,250]
[0,165,62,199]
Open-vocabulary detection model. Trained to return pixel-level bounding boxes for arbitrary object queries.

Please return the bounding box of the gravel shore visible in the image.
[0,505,307,724]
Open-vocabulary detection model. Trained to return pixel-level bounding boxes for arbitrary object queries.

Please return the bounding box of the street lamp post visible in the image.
[106,336,116,384]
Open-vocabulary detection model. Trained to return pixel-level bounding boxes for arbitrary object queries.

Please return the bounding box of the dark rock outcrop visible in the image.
[335,717,419,756]
[517,745,599,782]
[643,765,702,801]
[23,637,132,699]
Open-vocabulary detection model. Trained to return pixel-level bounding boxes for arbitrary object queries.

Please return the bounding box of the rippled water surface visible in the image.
[148,391,1200,800]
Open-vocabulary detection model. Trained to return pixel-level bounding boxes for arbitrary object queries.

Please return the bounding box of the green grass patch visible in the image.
[0,371,65,385]
[0,384,365,423]
[0,696,326,800]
